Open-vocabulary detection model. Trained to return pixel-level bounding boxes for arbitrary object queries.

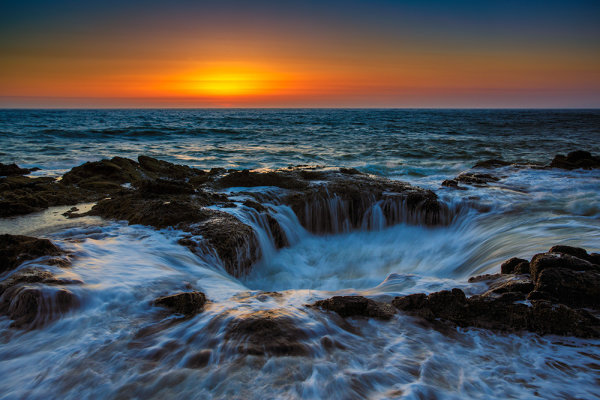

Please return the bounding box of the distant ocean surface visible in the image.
[1,109,599,399]
[1,109,599,181]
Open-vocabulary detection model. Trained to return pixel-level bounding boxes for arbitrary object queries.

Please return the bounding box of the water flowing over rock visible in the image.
[0,235,80,329]
[393,245,600,338]
[223,309,310,356]
[0,234,64,274]
[20,157,452,277]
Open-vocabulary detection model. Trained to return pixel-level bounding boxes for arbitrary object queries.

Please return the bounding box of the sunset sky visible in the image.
[1,0,599,108]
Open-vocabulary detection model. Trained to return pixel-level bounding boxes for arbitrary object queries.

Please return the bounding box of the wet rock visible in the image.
[0,265,81,330]
[441,179,466,190]
[137,155,200,180]
[137,179,195,196]
[89,196,211,229]
[549,150,600,170]
[185,349,212,368]
[529,252,598,282]
[393,289,600,337]
[214,169,308,190]
[454,172,500,186]
[153,291,207,316]
[0,163,38,176]
[0,234,64,274]
[548,245,597,263]
[485,276,534,296]
[183,212,261,277]
[224,309,309,356]
[472,159,512,169]
[311,296,395,320]
[339,167,362,175]
[284,170,447,233]
[530,267,600,308]
[61,157,142,189]
[500,257,529,274]
[394,245,600,337]
[0,285,78,329]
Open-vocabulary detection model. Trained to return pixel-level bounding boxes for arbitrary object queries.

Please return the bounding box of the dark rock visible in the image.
[242,199,267,212]
[137,179,195,196]
[153,291,207,316]
[339,167,362,175]
[531,267,600,308]
[0,163,36,176]
[455,172,500,186]
[501,257,529,274]
[441,179,466,190]
[214,169,308,190]
[185,349,212,368]
[184,212,261,277]
[311,296,395,320]
[529,252,598,282]
[0,285,78,329]
[393,289,600,338]
[61,157,142,188]
[549,245,596,263]
[468,274,503,283]
[0,234,63,274]
[137,155,199,180]
[473,159,512,169]
[485,276,534,296]
[224,309,309,356]
[549,150,600,170]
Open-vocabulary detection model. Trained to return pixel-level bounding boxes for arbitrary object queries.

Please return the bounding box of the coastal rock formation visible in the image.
[0,234,64,273]
[0,234,80,329]
[549,150,600,170]
[6,156,444,277]
[392,245,600,338]
[310,295,395,320]
[153,291,207,316]
[0,162,39,176]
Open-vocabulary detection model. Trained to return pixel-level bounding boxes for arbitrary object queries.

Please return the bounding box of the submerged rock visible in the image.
[311,296,395,320]
[223,309,309,356]
[393,245,600,338]
[472,159,512,169]
[153,291,207,316]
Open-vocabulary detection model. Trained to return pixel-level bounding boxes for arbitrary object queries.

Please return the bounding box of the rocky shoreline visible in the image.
[1,154,599,342]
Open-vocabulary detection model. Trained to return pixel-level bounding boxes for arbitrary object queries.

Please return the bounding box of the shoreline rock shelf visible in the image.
[392,245,600,338]
[2,156,450,277]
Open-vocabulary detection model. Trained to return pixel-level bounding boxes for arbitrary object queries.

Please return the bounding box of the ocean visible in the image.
[0,109,599,399]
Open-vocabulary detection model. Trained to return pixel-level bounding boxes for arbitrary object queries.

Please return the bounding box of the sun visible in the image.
[165,63,288,98]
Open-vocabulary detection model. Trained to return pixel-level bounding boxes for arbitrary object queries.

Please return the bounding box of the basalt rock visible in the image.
[549,150,600,170]
[181,212,261,277]
[454,172,500,186]
[153,291,207,316]
[223,309,309,356]
[311,296,395,320]
[213,169,308,190]
[500,257,530,274]
[0,234,64,274]
[0,236,80,330]
[0,163,38,176]
[393,245,600,337]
